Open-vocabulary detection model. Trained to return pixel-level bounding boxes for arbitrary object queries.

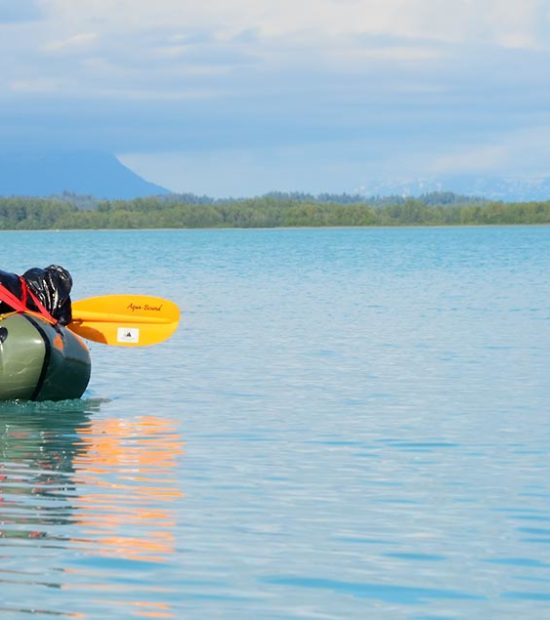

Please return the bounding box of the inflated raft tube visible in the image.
[0,313,91,401]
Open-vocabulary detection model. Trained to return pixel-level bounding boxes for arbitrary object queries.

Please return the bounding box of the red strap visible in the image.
[19,277,57,324]
[0,279,56,324]
[19,277,27,307]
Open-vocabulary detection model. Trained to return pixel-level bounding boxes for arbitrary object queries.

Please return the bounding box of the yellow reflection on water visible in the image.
[73,415,184,564]
[0,407,184,618]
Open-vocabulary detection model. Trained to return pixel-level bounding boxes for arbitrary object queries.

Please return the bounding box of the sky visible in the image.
[0,0,549,197]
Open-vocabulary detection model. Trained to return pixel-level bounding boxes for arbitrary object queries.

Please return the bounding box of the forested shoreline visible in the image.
[0,193,549,229]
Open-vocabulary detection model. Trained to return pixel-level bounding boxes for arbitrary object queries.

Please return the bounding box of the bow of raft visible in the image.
[0,312,91,401]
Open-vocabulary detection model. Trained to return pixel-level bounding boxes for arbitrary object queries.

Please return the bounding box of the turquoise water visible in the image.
[0,226,549,619]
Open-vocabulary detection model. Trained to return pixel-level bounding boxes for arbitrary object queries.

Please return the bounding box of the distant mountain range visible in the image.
[0,151,168,199]
[361,175,550,202]
[0,151,548,202]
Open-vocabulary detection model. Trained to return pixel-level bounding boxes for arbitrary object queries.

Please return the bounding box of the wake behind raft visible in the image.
[0,276,179,402]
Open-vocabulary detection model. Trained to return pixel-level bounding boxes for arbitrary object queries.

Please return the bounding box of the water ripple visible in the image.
[1,227,550,618]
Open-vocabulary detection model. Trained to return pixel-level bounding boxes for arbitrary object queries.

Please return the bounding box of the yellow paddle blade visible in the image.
[68,294,180,347]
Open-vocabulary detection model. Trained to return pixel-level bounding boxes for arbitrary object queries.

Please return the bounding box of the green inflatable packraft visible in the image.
[0,313,91,401]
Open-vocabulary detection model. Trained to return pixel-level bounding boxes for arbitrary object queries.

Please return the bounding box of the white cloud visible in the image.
[0,0,544,104]
[9,78,63,93]
[430,125,550,176]
[42,0,548,48]
[0,0,548,189]
[431,145,510,175]
[44,32,98,52]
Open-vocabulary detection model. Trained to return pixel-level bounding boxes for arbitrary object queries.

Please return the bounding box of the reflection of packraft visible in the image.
[0,313,91,401]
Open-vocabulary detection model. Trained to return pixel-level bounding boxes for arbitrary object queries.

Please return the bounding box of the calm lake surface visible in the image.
[0,226,549,619]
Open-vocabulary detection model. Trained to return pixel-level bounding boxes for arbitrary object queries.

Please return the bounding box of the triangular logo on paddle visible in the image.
[117,327,140,343]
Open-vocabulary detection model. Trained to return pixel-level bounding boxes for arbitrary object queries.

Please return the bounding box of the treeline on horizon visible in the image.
[0,192,549,229]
